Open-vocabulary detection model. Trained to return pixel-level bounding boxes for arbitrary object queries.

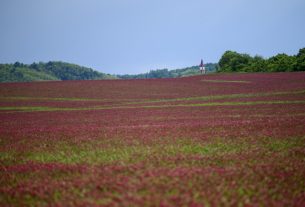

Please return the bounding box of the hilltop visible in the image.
[0,61,116,82]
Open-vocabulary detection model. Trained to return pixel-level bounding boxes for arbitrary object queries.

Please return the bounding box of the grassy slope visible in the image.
[0,67,59,82]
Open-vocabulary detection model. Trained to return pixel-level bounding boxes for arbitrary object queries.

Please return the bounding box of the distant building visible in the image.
[199,59,206,74]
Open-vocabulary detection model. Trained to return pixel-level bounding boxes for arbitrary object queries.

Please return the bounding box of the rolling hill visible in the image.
[0,61,116,82]
[0,61,218,82]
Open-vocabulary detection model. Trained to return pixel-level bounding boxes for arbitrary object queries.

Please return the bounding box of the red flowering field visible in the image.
[1,72,305,206]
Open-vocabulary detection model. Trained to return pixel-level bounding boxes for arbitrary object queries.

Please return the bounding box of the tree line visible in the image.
[0,61,114,82]
[1,48,304,82]
[118,63,218,79]
[218,47,305,72]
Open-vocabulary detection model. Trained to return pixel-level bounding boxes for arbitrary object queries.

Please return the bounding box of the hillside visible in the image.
[1,72,305,206]
[117,63,218,79]
[0,61,115,82]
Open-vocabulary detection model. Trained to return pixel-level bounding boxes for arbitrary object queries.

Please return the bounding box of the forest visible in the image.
[218,47,305,72]
[0,61,114,82]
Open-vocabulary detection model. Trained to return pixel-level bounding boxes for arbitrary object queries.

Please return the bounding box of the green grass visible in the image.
[174,100,305,107]
[123,89,305,105]
[2,137,303,165]
[0,96,106,102]
[261,137,303,152]
[1,100,305,112]
[201,80,251,83]
[1,88,304,113]
[0,106,58,111]
[26,147,137,164]
[1,89,305,104]
[181,142,245,155]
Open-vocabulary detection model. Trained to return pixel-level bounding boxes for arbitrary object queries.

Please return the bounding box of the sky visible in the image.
[0,0,305,74]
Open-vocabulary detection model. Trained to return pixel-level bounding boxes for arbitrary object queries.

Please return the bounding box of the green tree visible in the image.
[295,48,305,71]
[30,62,38,70]
[246,55,267,72]
[218,51,253,72]
[13,62,21,68]
[266,53,296,72]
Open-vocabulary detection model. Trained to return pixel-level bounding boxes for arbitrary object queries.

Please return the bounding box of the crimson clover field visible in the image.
[0,72,305,206]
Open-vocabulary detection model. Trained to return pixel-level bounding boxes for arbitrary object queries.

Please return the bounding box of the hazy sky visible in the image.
[1,0,305,74]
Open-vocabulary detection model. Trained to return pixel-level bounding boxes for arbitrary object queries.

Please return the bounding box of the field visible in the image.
[0,72,305,206]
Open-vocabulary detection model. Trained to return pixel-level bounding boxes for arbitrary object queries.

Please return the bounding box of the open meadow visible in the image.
[0,72,305,206]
